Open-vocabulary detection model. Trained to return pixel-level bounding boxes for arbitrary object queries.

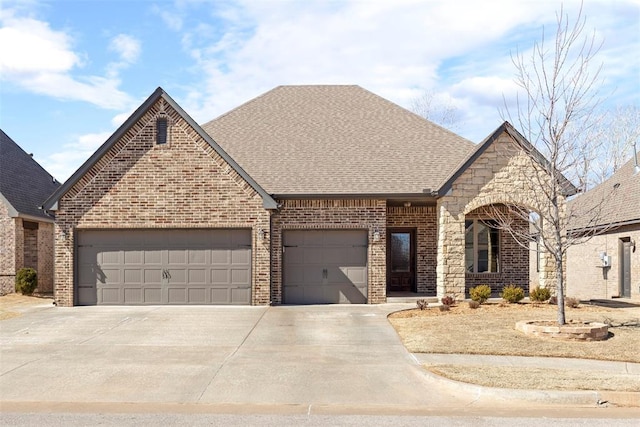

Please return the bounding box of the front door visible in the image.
[387,228,416,292]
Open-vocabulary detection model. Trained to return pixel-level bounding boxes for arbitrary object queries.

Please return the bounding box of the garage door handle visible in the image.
[162,269,171,279]
[322,268,328,279]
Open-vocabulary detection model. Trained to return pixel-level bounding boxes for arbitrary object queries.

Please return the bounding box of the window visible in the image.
[465,219,499,273]
[156,118,168,145]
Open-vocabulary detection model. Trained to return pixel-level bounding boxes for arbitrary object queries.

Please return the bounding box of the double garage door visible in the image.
[76,229,251,305]
[283,230,368,304]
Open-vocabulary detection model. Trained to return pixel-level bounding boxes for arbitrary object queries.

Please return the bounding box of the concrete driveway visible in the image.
[0,303,469,410]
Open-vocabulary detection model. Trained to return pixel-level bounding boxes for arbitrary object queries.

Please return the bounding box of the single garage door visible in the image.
[76,229,251,305]
[283,230,368,304]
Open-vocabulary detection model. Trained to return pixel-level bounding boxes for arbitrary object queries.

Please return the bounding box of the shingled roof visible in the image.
[0,129,60,220]
[201,85,475,196]
[568,152,640,231]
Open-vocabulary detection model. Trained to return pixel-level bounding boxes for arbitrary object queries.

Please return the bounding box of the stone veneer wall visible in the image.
[386,206,437,295]
[53,98,271,306]
[0,203,16,294]
[271,199,387,304]
[436,132,561,298]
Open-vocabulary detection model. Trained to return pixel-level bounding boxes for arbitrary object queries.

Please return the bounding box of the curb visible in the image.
[418,364,640,408]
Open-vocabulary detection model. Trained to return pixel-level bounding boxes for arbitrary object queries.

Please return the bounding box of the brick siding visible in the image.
[0,203,15,294]
[53,98,271,306]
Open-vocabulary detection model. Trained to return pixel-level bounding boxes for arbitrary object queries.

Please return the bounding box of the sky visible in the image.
[1,0,638,182]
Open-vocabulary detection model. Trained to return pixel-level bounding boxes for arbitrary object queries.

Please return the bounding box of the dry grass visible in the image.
[427,365,640,392]
[388,301,640,362]
[389,301,640,392]
[0,293,53,320]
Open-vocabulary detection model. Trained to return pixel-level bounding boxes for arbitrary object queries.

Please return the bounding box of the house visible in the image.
[566,152,640,300]
[43,85,571,306]
[1,130,60,295]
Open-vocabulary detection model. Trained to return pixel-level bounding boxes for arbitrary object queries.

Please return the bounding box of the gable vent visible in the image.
[156,118,168,145]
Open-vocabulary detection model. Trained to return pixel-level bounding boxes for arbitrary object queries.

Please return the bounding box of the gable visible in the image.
[43,88,277,211]
[56,97,272,225]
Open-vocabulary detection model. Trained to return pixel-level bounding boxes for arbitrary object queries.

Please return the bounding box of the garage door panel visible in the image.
[283,230,368,304]
[323,247,346,264]
[124,250,142,264]
[211,269,230,284]
[231,249,250,264]
[100,287,120,304]
[77,229,251,305]
[231,287,251,304]
[124,269,141,283]
[169,269,188,284]
[187,287,206,303]
[303,247,323,264]
[342,246,367,266]
[144,269,162,284]
[188,250,207,264]
[188,269,206,284]
[211,250,231,264]
[100,251,120,265]
[231,268,249,285]
[144,250,162,264]
[124,288,142,303]
[102,268,120,284]
[168,249,187,264]
[168,287,187,303]
[144,288,162,303]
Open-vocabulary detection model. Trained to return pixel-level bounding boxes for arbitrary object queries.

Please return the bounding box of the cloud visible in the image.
[0,17,80,73]
[109,34,141,64]
[42,131,112,182]
[0,7,134,110]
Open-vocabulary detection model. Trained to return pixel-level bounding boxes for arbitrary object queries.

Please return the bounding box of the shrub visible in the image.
[469,285,492,304]
[500,285,525,303]
[15,268,37,295]
[416,299,429,310]
[530,286,551,303]
[565,297,580,308]
[438,304,450,312]
[468,300,480,309]
[441,295,455,307]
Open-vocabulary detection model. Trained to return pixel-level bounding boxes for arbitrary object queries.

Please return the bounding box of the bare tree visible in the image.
[410,90,462,131]
[578,105,640,190]
[494,4,613,325]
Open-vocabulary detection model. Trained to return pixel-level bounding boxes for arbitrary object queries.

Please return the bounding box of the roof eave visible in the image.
[273,192,439,200]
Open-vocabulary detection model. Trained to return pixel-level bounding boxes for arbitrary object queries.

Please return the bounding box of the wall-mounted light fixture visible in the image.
[373,229,381,242]
[259,229,269,241]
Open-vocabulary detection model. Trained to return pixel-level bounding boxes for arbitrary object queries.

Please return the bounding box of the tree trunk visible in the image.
[555,255,566,325]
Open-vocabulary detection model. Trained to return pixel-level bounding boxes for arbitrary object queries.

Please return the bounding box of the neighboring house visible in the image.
[43,86,572,306]
[566,153,640,300]
[1,130,60,295]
